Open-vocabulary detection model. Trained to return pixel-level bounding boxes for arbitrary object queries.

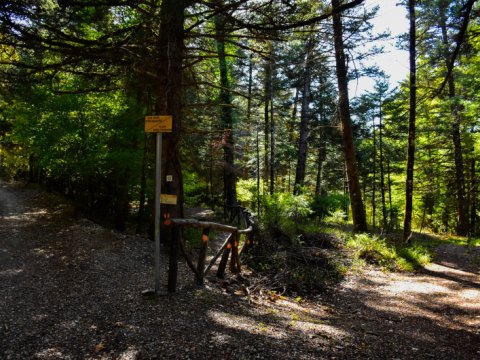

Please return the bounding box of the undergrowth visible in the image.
[468,237,480,246]
[341,232,432,272]
[248,222,461,297]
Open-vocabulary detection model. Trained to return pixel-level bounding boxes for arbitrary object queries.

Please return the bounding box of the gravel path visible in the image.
[1,182,479,359]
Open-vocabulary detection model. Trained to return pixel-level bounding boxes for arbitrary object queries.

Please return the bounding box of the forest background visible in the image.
[0,0,479,255]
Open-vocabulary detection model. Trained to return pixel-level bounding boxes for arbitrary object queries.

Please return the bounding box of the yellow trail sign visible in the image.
[145,115,173,133]
[160,194,178,205]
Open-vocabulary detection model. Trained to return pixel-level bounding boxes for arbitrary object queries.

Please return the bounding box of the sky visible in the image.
[351,0,410,95]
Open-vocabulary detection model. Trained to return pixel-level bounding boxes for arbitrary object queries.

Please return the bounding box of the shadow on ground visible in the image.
[1,183,479,359]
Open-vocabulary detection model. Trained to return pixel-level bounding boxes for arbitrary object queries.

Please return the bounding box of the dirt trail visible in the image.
[0,182,479,359]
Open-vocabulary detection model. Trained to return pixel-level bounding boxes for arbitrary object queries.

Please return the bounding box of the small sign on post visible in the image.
[145,115,173,133]
[161,194,178,205]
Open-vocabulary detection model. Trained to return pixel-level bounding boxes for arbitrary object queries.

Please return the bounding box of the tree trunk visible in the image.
[315,143,326,197]
[294,37,314,194]
[137,89,154,234]
[332,0,367,232]
[263,58,271,192]
[372,116,376,229]
[403,0,416,243]
[215,10,237,208]
[387,159,393,231]
[470,156,476,235]
[246,54,253,180]
[157,0,186,221]
[379,103,387,231]
[247,54,261,216]
[136,133,148,233]
[439,6,468,236]
[289,88,300,193]
[269,60,275,195]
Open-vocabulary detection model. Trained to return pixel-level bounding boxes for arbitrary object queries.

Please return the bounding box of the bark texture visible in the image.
[215,9,237,208]
[294,37,314,194]
[332,0,367,232]
[157,0,186,220]
[403,0,416,243]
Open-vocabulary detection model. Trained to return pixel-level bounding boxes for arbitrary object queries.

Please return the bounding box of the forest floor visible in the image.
[1,181,479,360]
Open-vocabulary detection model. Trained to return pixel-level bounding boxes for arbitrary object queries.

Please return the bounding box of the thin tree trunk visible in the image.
[439,6,468,236]
[344,163,349,221]
[387,159,393,231]
[269,60,275,195]
[471,157,477,235]
[247,54,260,217]
[315,143,326,197]
[291,88,299,123]
[290,88,300,193]
[256,122,261,219]
[0,132,4,171]
[136,133,148,233]
[215,10,236,208]
[379,102,387,231]
[403,0,416,243]
[264,58,271,192]
[137,90,153,233]
[294,37,314,194]
[372,117,376,229]
[315,77,327,197]
[246,54,253,180]
[332,0,367,232]
[209,134,214,209]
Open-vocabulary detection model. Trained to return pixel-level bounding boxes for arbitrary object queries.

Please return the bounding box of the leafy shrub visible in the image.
[325,210,348,224]
[396,244,431,270]
[236,178,259,208]
[309,193,349,221]
[261,192,312,241]
[347,233,398,270]
[184,172,210,206]
[345,232,434,271]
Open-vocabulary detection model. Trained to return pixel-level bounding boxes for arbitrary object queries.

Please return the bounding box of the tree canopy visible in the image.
[1,0,479,239]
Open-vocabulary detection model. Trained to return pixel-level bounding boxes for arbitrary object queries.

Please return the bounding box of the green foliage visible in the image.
[2,0,480,242]
[395,244,431,271]
[236,178,259,208]
[261,192,312,240]
[344,232,432,272]
[468,237,480,247]
[184,172,210,206]
[309,193,349,220]
[9,80,145,229]
[346,234,397,270]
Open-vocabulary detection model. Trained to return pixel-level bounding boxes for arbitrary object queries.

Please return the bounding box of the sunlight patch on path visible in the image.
[347,264,480,333]
[0,268,24,276]
[208,310,288,339]
[381,279,450,294]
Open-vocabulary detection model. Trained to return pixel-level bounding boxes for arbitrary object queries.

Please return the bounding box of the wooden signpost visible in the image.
[145,115,173,295]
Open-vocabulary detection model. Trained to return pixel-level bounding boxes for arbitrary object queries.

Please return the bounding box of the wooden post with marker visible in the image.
[196,227,210,284]
[144,115,173,296]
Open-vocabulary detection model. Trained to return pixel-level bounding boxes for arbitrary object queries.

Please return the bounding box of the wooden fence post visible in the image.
[229,230,241,273]
[216,236,233,278]
[196,227,210,284]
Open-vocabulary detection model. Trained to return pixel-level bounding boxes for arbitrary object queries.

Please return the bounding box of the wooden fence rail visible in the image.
[166,207,255,292]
